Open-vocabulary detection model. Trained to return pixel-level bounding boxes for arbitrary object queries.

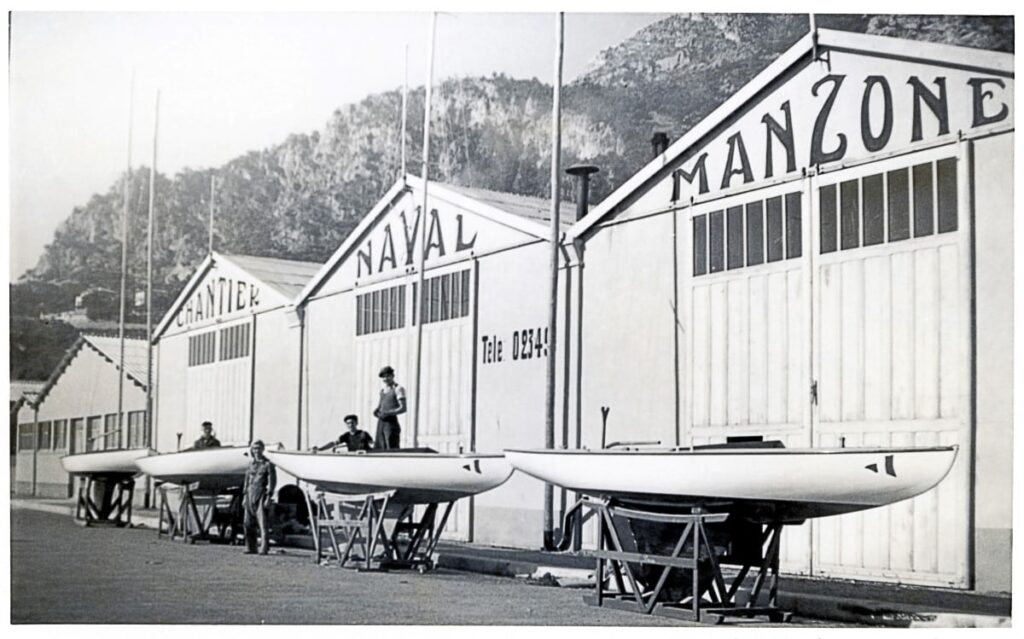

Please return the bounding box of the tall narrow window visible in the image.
[819,185,837,254]
[913,162,934,237]
[745,202,764,266]
[767,196,785,261]
[709,210,724,273]
[460,270,471,317]
[936,157,958,233]
[104,414,118,450]
[840,179,860,250]
[862,173,885,246]
[87,416,102,452]
[71,418,85,453]
[887,168,910,242]
[18,424,34,452]
[440,274,451,321]
[53,419,68,450]
[38,422,52,450]
[693,214,708,275]
[726,206,744,270]
[785,191,802,259]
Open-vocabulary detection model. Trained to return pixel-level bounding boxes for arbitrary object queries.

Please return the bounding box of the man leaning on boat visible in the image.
[193,421,221,449]
[243,440,276,555]
[373,365,405,449]
[312,414,374,452]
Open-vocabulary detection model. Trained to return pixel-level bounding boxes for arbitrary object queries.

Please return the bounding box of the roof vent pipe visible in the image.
[566,164,599,222]
[651,132,669,159]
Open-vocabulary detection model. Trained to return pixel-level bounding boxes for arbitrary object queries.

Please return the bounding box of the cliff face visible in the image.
[18,13,1014,309]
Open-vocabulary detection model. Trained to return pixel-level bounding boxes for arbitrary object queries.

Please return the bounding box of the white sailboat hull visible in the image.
[135,446,254,491]
[61,448,155,478]
[504,446,958,522]
[265,450,513,505]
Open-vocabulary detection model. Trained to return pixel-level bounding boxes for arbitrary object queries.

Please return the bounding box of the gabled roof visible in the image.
[82,335,149,386]
[28,335,149,409]
[440,183,576,229]
[571,28,1015,239]
[297,175,571,305]
[153,251,321,339]
[222,254,322,300]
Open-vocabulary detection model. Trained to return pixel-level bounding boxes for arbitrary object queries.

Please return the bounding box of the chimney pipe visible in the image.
[651,132,669,159]
[566,164,599,221]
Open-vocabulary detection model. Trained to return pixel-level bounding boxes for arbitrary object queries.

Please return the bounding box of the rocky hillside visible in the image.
[11,13,1014,379]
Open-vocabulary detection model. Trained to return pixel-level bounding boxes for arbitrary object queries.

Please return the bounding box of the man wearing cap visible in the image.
[312,414,374,452]
[193,421,221,449]
[373,366,406,449]
[242,440,276,555]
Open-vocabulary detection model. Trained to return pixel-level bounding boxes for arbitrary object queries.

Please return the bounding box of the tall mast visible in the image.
[146,90,160,450]
[208,175,216,255]
[542,12,564,551]
[412,12,437,448]
[116,73,135,450]
[401,43,408,179]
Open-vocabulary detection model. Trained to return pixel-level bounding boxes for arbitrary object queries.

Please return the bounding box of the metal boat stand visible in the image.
[73,475,135,527]
[157,483,243,544]
[569,496,792,625]
[301,485,454,573]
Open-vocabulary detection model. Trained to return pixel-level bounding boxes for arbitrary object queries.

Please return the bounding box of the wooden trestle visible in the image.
[157,483,243,544]
[301,485,454,573]
[73,474,136,527]
[568,496,792,624]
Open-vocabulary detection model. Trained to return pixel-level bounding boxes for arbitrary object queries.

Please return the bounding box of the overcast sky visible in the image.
[7,11,666,278]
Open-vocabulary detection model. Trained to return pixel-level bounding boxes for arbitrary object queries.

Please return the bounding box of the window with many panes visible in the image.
[219,323,251,360]
[53,419,68,450]
[188,331,217,366]
[18,424,34,452]
[819,157,957,254]
[356,284,407,336]
[127,411,148,448]
[413,269,471,326]
[693,191,802,276]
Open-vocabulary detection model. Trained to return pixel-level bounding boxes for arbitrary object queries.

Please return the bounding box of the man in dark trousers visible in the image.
[193,421,221,449]
[312,414,373,452]
[373,366,406,449]
[243,440,276,555]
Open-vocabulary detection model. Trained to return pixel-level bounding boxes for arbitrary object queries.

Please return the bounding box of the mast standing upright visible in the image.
[116,74,135,450]
[412,12,437,448]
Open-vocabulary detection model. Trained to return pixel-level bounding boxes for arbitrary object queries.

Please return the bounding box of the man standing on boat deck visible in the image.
[193,421,221,449]
[243,440,276,555]
[373,366,406,449]
[312,414,374,452]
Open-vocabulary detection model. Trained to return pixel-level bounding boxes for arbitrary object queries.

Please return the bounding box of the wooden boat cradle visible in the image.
[563,496,793,625]
[157,483,243,544]
[301,484,454,573]
[73,474,136,528]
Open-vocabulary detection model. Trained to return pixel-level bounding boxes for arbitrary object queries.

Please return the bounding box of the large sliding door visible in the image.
[353,268,475,540]
[683,180,813,574]
[810,145,970,586]
[681,142,970,585]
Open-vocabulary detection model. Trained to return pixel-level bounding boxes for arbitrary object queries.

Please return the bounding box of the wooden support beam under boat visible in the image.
[73,474,136,527]
[301,483,454,573]
[565,496,793,625]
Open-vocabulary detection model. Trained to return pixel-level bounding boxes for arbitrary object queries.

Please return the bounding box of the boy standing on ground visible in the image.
[242,440,276,555]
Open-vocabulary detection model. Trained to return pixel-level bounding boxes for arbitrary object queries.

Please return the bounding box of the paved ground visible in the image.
[11,508,858,626]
